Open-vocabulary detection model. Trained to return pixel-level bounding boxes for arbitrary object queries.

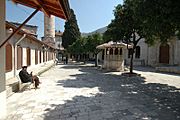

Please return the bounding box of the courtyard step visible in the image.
[156,66,180,74]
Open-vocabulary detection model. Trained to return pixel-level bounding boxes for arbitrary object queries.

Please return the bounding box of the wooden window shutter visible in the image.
[6,43,12,72]
[17,46,22,70]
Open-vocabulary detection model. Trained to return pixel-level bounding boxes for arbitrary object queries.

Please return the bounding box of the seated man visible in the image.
[19,66,40,88]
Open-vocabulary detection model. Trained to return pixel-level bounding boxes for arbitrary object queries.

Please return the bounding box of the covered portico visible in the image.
[97,41,131,71]
[0,0,70,119]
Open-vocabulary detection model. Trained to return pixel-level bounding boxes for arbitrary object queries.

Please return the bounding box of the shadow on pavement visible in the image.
[43,64,180,120]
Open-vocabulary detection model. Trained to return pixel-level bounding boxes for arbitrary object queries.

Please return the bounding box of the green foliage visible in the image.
[140,0,180,42]
[69,33,103,55]
[68,37,86,54]
[85,33,103,54]
[62,9,81,49]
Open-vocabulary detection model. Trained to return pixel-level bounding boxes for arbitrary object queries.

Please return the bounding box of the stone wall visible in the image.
[124,38,180,66]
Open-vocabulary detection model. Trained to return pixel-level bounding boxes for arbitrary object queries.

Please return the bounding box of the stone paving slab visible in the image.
[6,64,180,120]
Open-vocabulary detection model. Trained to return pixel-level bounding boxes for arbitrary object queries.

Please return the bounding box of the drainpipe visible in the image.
[14,34,26,77]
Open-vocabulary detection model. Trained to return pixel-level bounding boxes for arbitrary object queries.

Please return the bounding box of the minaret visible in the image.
[42,15,55,47]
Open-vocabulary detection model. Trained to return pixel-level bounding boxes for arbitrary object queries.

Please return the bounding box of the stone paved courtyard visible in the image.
[6,64,180,120]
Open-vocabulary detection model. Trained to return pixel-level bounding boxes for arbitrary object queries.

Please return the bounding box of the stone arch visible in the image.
[109,48,113,55]
[159,44,169,64]
[5,43,12,72]
[114,48,118,55]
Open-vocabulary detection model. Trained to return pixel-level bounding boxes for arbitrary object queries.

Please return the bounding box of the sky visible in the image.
[6,0,122,39]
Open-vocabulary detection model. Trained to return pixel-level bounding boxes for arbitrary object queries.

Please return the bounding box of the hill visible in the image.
[81,26,107,37]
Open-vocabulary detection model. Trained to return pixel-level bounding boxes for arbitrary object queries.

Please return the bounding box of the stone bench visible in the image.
[16,75,34,91]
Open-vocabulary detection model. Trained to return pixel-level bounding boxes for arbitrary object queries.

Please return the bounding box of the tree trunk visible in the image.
[130,50,134,74]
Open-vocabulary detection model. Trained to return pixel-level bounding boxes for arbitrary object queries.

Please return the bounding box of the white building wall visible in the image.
[174,39,180,65]
[31,49,35,66]
[22,47,27,66]
[136,39,148,65]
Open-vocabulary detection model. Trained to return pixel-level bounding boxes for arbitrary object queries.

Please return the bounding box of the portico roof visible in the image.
[12,0,71,20]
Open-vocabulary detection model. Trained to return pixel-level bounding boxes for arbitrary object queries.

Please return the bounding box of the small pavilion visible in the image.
[97,41,131,71]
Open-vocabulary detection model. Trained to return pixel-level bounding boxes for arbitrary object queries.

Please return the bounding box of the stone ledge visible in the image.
[156,66,180,74]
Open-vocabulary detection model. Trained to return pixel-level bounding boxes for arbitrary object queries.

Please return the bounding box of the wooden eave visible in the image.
[12,0,71,20]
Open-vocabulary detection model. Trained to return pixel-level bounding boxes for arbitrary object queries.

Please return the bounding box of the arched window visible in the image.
[26,47,31,66]
[128,48,133,58]
[114,48,118,55]
[17,46,22,70]
[109,48,113,55]
[35,50,38,65]
[119,48,123,55]
[102,50,105,60]
[135,46,140,58]
[6,43,12,72]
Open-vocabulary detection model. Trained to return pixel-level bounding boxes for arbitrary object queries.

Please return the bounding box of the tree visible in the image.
[85,33,103,67]
[104,1,146,74]
[62,9,81,49]
[139,0,180,42]
[104,0,180,73]
[68,37,86,61]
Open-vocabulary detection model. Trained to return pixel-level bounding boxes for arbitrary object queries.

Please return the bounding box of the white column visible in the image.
[0,0,6,119]
[44,15,55,40]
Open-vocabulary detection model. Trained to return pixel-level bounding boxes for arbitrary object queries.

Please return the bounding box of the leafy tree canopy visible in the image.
[85,33,104,54]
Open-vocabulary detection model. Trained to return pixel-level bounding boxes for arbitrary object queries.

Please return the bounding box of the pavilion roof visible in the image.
[12,0,71,20]
[96,41,132,49]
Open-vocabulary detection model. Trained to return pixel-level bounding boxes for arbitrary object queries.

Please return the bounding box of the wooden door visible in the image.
[27,48,31,66]
[159,44,169,64]
[35,50,38,65]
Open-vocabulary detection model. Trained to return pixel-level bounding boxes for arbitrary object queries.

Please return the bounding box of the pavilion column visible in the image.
[0,0,7,119]
[118,48,120,60]
[113,48,115,60]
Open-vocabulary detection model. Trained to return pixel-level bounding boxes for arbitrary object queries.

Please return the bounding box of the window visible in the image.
[6,43,12,72]
[17,46,22,70]
[109,48,113,55]
[119,48,123,55]
[128,48,133,58]
[135,46,140,58]
[102,50,105,60]
[26,47,31,66]
[115,48,118,55]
